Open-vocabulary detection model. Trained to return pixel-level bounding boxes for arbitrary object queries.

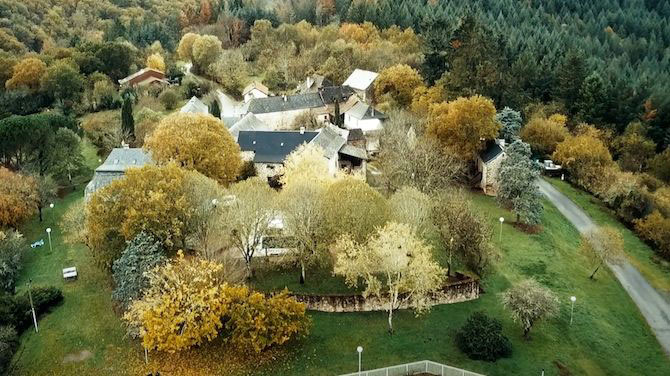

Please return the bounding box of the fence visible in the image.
[339,360,485,376]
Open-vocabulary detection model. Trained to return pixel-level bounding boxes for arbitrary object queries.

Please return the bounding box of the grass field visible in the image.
[546,178,670,293]
[11,185,670,375]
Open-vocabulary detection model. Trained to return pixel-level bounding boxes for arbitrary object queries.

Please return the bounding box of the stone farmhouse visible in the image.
[84,147,152,199]
[477,139,507,196]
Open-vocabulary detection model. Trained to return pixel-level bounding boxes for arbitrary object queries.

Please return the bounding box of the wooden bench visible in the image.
[62,267,78,281]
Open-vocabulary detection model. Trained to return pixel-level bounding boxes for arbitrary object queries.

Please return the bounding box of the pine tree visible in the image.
[497,140,543,226]
[557,50,587,115]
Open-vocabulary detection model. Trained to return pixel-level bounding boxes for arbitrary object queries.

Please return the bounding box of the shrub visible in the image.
[635,211,670,260]
[158,88,179,110]
[0,287,63,332]
[0,325,18,375]
[0,230,25,293]
[456,312,512,361]
[238,160,257,180]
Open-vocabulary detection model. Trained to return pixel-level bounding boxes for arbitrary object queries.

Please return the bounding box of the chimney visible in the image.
[371,107,375,116]
[283,95,287,102]
[300,127,305,134]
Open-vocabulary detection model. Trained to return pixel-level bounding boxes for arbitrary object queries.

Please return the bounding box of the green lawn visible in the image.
[12,188,670,375]
[546,178,670,293]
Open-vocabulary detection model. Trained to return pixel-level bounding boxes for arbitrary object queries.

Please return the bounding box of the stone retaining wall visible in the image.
[290,278,480,313]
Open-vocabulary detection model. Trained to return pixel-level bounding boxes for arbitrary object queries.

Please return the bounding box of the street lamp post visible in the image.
[499,217,505,243]
[357,346,363,375]
[27,279,38,333]
[570,296,577,325]
[46,228,53,253]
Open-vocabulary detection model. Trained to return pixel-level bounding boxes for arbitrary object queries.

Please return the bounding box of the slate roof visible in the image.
[238,131,318,164]
[243,81,270,96]
[342,69,378,91]
[347,128,365,141]
[318,85,355,105]
[346,102,388,120]
[339,144,368,160]
[222,116,242,129]
[310,126,347,159]
[479,141,504,163]
[247,93,325,114]
[228,113,269,140]
[180,96,209,114]
[96,148,152,172]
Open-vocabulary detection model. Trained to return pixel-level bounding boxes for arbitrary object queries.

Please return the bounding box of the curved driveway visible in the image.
[538,179,670,356]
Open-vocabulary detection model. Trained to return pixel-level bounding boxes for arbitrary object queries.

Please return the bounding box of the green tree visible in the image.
[40,61,84,109]
[557,51,587,115]
[51,128,86,183]
[34,175,57,223]
[576,72,609,125]
[210,99,221,118]
[496,107,522,142]
[0,230,25,293]
[497,140,543,226]
[121,94,134,140]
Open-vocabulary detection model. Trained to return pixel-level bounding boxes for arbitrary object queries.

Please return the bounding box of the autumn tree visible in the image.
[224,178,277,278]
[426,95,499,160]
[553,127,614,191]
[86,164,208,269]
[208,50,250,97]
[332,222,444,333]
[650,148,670,183]
[432,190,495,276]
[279,144,333,284]
[634,211,670,260]
[112,232,166,309]
[321,177,389,243]
[192,35,222,73]
[5,57,46,90]
[146,53,166,72]
[410,85,444,115]
[389,186,432,237]
[226,290,310,352]
[496,107,523,142]
[123,252,240,351]
[374,64,423,107]
[501,279,559,339]
[497,140,543,226]
[60,200,87,245]
[145,113,241,185]
[580,226,625,279]
[520,115,569,156]
[0,168,37,228]
[377,111,464,193]
[177,33,199,61]
[613,123,656,172]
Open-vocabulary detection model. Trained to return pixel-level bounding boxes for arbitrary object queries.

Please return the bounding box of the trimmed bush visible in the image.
[456,312,512,362]
[1,287,63,332]
[158,88,179,110]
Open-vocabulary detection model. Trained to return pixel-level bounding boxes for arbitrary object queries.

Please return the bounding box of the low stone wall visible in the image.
[291,278,480,313]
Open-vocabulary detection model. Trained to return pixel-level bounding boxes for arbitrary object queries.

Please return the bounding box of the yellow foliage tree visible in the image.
[145,113,241,186]
[86,164,209,269]
[124,252,310,353]
[332,222,444,333]
[5,57,47,90]
[552,128,614,191]
[146,53,166,72]
[226,290,311,352]
[374,64,423,107]
[426,95,499,160]
[177,33,199,61]
[520,115,569,156]
[0,168,37,228]
[123,251,246,352]
[410,85,444,115]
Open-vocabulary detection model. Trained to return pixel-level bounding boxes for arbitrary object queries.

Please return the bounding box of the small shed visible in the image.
[477,140,506,196]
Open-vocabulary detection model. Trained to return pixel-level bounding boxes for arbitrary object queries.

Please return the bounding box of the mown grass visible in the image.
[546,178,670,293]
[12,187,669,375]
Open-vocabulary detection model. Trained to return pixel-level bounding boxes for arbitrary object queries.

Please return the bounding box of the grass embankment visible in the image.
[547,178,670,293]
[13,188,669,375]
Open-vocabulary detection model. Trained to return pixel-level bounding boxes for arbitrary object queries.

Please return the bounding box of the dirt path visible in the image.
[538,179,670,356]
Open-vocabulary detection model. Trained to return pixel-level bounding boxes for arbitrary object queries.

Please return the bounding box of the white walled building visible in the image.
[243,82,270,103]
[477,140,507,196]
